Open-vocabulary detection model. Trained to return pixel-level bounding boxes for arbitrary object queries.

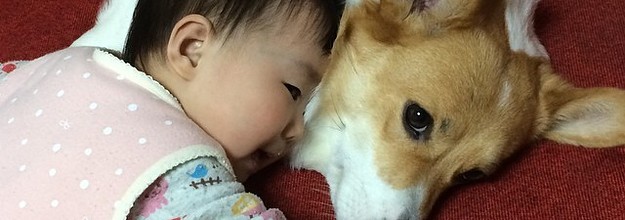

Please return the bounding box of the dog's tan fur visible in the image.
[293,0,625,218]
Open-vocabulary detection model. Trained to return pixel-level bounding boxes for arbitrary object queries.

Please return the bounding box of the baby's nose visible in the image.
[283,113,305,142]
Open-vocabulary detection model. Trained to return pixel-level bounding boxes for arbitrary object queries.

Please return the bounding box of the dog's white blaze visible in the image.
[505,0,548,58]
[327,116,426,220]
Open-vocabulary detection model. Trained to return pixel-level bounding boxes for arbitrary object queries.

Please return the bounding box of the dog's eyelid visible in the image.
[453,167,488,185]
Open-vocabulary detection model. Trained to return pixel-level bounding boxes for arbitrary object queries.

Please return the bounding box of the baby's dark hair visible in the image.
[122,0,343,65]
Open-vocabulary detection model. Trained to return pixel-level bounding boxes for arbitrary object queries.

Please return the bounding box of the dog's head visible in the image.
[291,0,625,219]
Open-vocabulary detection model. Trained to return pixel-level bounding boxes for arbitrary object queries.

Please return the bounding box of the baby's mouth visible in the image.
[236,145,288,181]
[257,149,283,160]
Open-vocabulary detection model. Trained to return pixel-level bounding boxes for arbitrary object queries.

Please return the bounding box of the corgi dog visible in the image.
[290,0,625,219]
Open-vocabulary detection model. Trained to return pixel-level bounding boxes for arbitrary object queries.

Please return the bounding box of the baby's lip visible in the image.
[262,144,290,159]
[245,148,285,171]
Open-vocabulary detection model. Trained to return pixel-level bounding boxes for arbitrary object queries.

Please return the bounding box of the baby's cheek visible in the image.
[252,107,289,139]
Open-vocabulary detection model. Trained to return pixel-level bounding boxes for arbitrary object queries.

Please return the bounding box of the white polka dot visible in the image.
[21,139,28,145]
[86,58,93,62]
[33,89,39,95]
[89,102,98,110]
[19,165,26,172]
[35,109,43,117]
[52,144,62,153]
[42,71,48,76]
[138,138,147,145]
[18,201,27,208]
[11,97,18,103]
[127,104,138,112]
[113,200,121,209]
[84,148,93,156]
[7,117,14,124]
[114,168,124,176]
[82,216,90,220]
[59,120,71,130]
[116,75,125,80]
[55,69,62,75]
[51,200,59,208]
[83,72,92,79]
[63,55,72,60]
[164,120,173,126]
[49,169,57,176]
[56,90,65,97]
[79,180,90,189]
[103,127,113,135]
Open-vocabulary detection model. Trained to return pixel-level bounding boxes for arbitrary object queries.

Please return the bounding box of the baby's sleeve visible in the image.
[129,157,286,220]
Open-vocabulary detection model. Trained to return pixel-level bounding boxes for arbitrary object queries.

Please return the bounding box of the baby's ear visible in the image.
[538,66,625,148]
[166,14,213,81]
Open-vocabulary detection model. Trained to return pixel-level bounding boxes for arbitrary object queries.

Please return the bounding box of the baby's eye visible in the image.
[284,83,302,101]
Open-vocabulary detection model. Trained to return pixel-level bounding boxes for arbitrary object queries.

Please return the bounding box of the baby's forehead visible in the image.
[245,5,331,43]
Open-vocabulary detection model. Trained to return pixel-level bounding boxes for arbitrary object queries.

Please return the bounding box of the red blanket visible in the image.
[2,0,624,219]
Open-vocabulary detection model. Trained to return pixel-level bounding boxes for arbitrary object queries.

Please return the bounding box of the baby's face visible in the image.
[180,16,328,181]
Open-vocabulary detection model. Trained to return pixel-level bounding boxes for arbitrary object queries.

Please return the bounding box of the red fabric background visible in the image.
[1,0,624,219]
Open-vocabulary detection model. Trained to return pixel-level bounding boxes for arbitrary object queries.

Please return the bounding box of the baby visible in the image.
[0,0,341,219]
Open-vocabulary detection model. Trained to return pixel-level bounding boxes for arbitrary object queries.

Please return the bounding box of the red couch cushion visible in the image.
[2,0,623,219]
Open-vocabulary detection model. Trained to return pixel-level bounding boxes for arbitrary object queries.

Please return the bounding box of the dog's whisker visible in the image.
[311,188,331,196]
[331,95,346,130]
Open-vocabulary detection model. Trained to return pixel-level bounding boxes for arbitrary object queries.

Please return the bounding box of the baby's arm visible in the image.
[129,157,285,220]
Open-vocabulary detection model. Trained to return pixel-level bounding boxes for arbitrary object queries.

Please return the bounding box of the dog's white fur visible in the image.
[505,0,548,58]
[71,0,138,52]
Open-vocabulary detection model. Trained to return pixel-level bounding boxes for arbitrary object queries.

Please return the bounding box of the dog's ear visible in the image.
[537,65,625,148]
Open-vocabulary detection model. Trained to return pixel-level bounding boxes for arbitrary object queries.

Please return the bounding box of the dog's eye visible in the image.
[454,168,486,185]
[403,102,433,140]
